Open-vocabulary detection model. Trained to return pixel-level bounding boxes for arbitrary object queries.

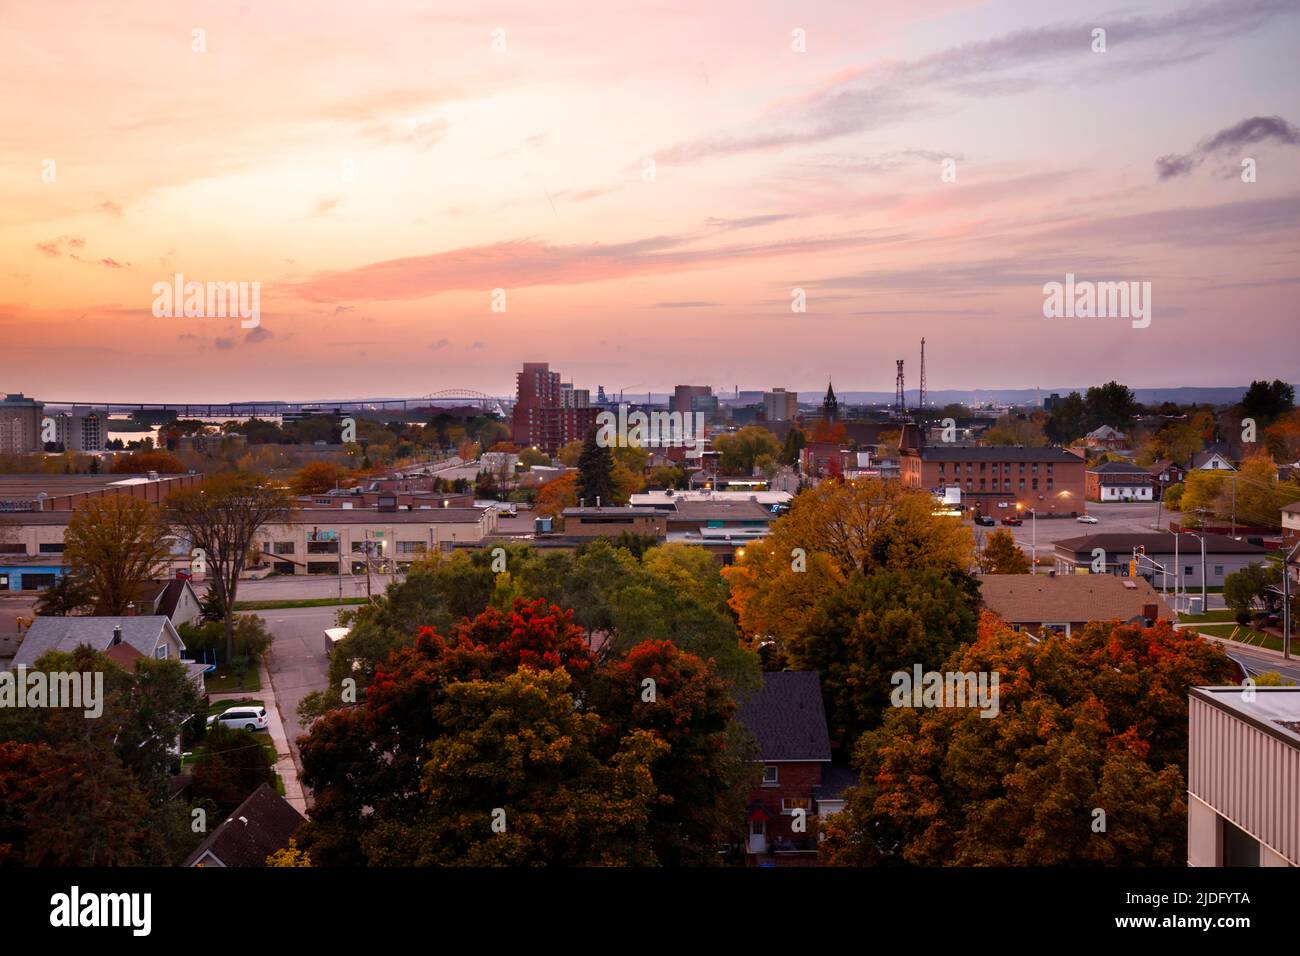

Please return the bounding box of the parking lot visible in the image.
[970,500,1170,565]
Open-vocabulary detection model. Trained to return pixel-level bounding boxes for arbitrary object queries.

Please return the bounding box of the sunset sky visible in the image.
[2,0,1298,402]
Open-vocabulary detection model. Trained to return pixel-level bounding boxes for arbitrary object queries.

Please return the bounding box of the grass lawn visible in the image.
[207,697,265,716]
[203,669,262,693]
[1193,623,1297,654]
[1179,610,1236,624]
[234,597,368,611]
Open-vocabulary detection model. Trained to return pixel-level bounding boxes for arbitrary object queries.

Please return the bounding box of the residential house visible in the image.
[1189,444,1237,472]
[1084,425,1128,450]
[183,783,305,867]
[1282,500,1300,550]
[1187,687,1299,867]
[735,671,832,866]
[11,615,205,693]
[1085,461,1154,502]
[1147,459,1187,498]
[979,574,1172,639]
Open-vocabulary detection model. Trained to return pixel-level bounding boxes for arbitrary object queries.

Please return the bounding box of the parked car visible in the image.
[1076,514,1099,524]
[207,706,269,732]
[1001,516,1023,526]
[974,515,996,526]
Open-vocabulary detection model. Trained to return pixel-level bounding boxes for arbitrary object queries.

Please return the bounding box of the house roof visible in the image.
[1087,461,1149,475]
[980,574,1173,624]
[1189,446,1235,470]
[104,642,145,669]
[183,783,304,867]
[1281,500,1300,516]
[155,577,197,619]
[1053,532,1265,557]
[1147,459,1182,475]
[735,672,831,762]
[1086,425,1127,440]
[13,615,181,668]
[912,446,1082,463]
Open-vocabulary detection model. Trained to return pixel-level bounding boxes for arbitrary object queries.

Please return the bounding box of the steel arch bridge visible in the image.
[419,388,498,403]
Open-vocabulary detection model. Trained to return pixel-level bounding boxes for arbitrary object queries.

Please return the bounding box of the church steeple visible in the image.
[822,380,839,423]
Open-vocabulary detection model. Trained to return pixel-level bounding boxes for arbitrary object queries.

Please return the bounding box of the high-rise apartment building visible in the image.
[671,385,712,417]
[763,388,798,422]
[511,363,600,453]
[54,412,105,453]
[0,393,45,454]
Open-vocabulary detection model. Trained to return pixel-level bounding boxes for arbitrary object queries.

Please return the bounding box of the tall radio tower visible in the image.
[894,359,905,417]
[919,337,927,413]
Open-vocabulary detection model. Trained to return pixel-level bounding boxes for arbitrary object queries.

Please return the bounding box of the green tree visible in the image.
[575,429,617,506]
[1045,392,1088,444]
[780,427,807,466]
[1241,379,1295,426]
[788,569,979,739]
[190,725,276,817]
[1083,381,1138,432]
[713,426,781,474]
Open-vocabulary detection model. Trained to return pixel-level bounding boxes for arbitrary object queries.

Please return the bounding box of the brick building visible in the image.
[735,671,832,866]
[1085,461,1153,502]
[900,437,1085,516]
[510,362,599,453]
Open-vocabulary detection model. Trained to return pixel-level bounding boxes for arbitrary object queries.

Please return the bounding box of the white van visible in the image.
[206,706,269,732]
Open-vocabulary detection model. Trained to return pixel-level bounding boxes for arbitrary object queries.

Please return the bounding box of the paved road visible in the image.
[254,605,349,765]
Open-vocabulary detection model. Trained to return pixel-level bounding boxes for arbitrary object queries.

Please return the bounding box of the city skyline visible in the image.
[4,0,1299,401]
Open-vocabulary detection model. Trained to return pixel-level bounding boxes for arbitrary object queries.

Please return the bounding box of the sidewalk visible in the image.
[254,660,307,814]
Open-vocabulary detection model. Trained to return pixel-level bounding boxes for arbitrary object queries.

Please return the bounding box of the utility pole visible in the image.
[918,338,926,414]
[1283,540,1299,661]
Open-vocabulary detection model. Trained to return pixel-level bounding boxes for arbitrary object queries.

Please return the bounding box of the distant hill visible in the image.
[790,386,1292,408]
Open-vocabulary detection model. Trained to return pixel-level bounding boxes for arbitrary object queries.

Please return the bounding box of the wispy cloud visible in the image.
[1156,115,1300,179]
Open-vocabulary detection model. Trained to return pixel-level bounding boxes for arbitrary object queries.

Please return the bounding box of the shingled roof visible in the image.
[183,784,304,867]
[980,574,1172,624]
[735,672,831,762]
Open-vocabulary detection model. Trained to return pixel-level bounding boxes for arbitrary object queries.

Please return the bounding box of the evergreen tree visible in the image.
[576,429,616,506]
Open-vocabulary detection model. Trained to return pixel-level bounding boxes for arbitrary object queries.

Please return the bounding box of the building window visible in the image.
[155,645,168,660]
[274,541,295,555]
[1032,478,1039,490]
[1222,818,1260,866]
[781,797,812,815]
[397,541,426,556]
[1214,565,1224,578]
[762,766,778,786]
[39,543,66,553]
[1019,479,1025,491]
[1185,566,1194,577]
[750,821,766,836]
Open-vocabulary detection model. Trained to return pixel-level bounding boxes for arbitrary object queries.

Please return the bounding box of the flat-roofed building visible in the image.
[900,441,1085,516]
[0,393,44,454]
[559,506,666,539]
[1187,686,1300,867]
[1052,532,1266,590]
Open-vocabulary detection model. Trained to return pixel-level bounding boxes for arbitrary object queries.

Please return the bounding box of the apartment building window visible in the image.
[39,543,65,553]
[1032,463,1039,474]
[1047,479,1054,491]
[0,543,25,555]
[1047,463,1054,474]
[966,463,973,475]
[397,541,426,556]
[1018,463,1025,474]
[1019,479,1026,491]
[307,540,339,554]
[979,479,986,490]
[274,541,295,555]
[1003,479,1011,490]
[1032,478,1039,490]
[979,462,986,473]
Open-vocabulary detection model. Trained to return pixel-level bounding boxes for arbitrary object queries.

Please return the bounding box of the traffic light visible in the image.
[1129,559,1137,577]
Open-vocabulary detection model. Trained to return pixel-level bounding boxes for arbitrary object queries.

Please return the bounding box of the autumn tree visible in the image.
[291,461,352,495]
[820,614,1236,866]
[63,495,172,614]
[110,450,187,474]
[164,472,294,663]
[533,471,577,519]
[722,478,975,647]
[979,528,1031,574]
[190,725,277,817]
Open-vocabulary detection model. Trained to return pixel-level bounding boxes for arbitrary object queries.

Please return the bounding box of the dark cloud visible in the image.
[1156,115,1300,179]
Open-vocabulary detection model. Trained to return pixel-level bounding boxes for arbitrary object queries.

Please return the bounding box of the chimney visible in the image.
[111,625,122,646]
[595,496,601,508]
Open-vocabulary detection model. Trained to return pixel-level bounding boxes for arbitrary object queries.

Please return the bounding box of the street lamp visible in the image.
[1017,503,1037,573]
[1186,530,1208,612]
